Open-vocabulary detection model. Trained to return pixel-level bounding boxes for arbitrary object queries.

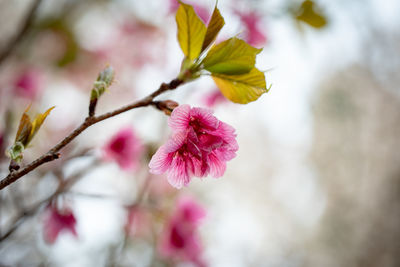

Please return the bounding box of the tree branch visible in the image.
[0,78,183,190]
[0,160,97,242]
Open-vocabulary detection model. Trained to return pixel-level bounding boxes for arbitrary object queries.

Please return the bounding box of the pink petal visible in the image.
[14,69,42,99]
[167,155,190,189]
[203,89,227,107]
[190,107,219,131]
[149,146,173,174]
[169,104,191,132]
[235,10,267,47]
[214,147,237,161]
[159,197,206,264]
[178,197,206,224]
[43,204,77,244]
[207,152,227,178]
[164,131,187,153]
[198,134,223,152]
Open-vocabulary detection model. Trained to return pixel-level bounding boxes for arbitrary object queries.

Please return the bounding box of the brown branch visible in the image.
[0,78,183,191]
[0,0,43,67]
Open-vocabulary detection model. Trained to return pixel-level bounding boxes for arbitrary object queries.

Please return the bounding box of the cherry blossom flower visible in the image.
[103,127,144,171]
[235,9,267,47]
[43,203,77,244]
[149,105,238,188]
[159,197,206,266]
[13,68,43,99]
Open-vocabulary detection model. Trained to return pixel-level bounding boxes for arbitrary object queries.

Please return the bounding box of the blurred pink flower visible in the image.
[169,0,210,24]
[203,89,227,107]
[235,10,267,46]
[13,69,43,99]
[159,197,206,266]
[125,206,151,238]
[149,105,238,188]
[92,19,166,73]
[103,127,144,171]
[43,203,77,244]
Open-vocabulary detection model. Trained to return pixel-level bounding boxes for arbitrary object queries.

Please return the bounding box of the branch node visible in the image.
[9,160,20,172]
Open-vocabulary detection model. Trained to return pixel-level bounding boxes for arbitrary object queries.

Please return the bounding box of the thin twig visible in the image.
[0,0,43,67]
[0,160,97,242]
[0,78,183,190]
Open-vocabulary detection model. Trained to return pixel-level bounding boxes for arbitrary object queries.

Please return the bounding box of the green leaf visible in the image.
[29,106,55,144]
[13,106,54,149]
[212,68,268,104]
[201,6,225,52]
[15,109,32,146]
[295,0,327,29]
[176,2,207,60]
[202,37,262,75]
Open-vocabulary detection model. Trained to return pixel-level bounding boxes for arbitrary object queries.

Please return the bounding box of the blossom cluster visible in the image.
[149,105,238,188]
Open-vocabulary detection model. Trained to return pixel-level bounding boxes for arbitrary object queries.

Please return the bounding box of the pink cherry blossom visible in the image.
[125,206,151,238]
[103,127,144,171]
[203,89,227,107]
[169,0,210,24]
[13,68,43,99]
[235,10,267,46]
[159,197,206,266]
[149,105,238,188]
[43,203,77,244]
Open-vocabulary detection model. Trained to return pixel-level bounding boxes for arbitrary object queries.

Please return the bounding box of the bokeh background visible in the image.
[0,0,400,266]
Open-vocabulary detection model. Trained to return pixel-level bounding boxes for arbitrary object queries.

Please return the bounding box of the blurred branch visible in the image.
[0,0,43,67]
[0,78,183,190]
[0,159,97,242]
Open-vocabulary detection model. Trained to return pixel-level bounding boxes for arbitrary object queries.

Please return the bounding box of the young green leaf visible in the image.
[15,110,32,145]
[176,2,207,60]
[202,37,262,75]
[201,6,225,52]
[29,106,55,144]
[9,106,54,162]
[91,66,115,100]
[295,0,327,29]
[212,68,268,104]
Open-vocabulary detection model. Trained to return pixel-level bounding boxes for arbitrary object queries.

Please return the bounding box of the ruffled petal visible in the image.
[164,131,187,153]
[190,107,219,130]
[149,146,173,174]
[207,152,227,178]
[168,104,191,132]
[167,155,190,188]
